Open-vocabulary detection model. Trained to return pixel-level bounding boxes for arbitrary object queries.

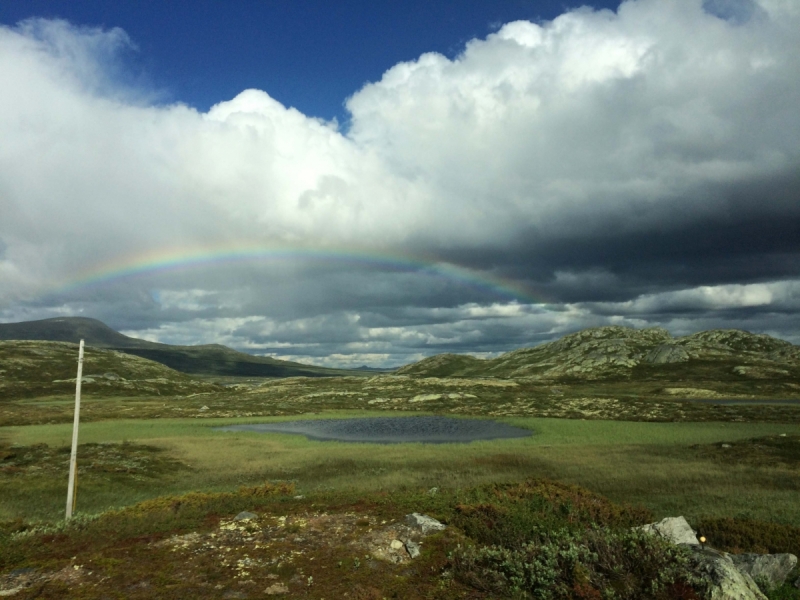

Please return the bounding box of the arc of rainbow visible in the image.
[52,243,550,306]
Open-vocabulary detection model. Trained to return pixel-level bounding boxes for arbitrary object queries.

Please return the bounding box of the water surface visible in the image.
[214,415,532,444]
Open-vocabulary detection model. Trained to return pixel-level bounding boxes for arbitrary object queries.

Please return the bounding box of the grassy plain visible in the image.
[4,329,800,596]
[2,413,798,526]
[2,407,799,598]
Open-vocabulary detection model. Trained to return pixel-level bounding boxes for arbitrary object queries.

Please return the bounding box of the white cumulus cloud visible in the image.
[1,0,800,363]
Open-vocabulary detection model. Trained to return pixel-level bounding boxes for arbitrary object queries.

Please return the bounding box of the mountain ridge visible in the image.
[0,317,365,378]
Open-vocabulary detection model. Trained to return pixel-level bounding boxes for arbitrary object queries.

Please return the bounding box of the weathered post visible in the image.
[65,339,84,520]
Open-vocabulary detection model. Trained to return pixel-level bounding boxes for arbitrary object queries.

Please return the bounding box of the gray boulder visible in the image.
[640,516,700,546]
[639,516,796,598]
[730,553,798,591]
[691,547,767,600]
[234,511,258,521]
[404,513,445,534]
[404,539,421,558]
[644,344,690,364]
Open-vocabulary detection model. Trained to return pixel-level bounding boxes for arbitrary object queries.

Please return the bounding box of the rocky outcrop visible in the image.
[644,344,690,364]
[730,553,798,591]
[639,517,798,599]
[398,325,800,382]
[690,547,767,600]
[404,513,446,535]
[404,539,421,558]
[639,516,699,546]
[679,330,795,355]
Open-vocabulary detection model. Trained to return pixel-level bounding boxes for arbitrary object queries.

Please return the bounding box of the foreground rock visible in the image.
[639,516,699,546]
[640,516,798,599]
[404,513,446,535]
[690,547,768,600]
[234,511,258,521]
[730,553,798,591]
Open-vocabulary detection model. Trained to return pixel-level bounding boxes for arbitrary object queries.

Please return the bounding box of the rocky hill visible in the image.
[0,317,366,378]
[0,340,221,399]
[396,326,800,383]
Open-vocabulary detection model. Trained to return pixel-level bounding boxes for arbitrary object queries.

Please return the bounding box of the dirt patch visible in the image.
[0,509,451,598]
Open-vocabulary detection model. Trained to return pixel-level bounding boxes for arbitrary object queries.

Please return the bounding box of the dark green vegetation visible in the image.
[0,317,368,377]
[449,480,700,599]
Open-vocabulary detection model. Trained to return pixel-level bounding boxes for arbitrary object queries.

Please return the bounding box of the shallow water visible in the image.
[214,415,533,444]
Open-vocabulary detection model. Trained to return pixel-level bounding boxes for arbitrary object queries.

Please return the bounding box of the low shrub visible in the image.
[695,516,800,556]
[448,479,699,598]
[453,527,701,599]
[450,479,653,550]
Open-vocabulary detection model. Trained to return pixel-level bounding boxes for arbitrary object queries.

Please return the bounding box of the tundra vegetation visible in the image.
[1,324,799,598]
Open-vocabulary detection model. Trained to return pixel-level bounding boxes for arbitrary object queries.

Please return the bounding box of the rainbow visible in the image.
[53,243,550,305]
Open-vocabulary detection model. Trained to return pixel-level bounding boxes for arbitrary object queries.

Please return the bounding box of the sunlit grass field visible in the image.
[2,411,797,525]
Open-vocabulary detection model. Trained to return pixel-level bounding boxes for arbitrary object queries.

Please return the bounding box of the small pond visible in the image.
[214,416,532,444]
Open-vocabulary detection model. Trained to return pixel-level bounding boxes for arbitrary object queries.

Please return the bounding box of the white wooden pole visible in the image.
[66,339,84,520]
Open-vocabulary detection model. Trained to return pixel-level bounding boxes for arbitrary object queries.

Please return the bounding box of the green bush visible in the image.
[453,527,701,599]
[448,479,700,598]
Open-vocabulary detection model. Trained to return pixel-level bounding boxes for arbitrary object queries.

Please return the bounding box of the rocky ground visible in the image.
[0,340,221,400]
[3,369,800,427]
[2,480,799,599]
[1,509,451,599]
[398,326,800,382]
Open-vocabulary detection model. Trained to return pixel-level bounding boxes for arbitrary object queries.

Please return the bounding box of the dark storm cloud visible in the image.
[426,166,800,305]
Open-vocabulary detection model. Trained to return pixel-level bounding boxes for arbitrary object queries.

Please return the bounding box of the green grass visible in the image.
[5,412,793,446]
[2,414,797,526]
[1,410,798,599]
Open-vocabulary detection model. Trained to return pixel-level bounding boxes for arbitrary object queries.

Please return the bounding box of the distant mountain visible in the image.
[0,316,139,347]
[0,317,366,378]
[354,365,395,372]
[396,326,800,383]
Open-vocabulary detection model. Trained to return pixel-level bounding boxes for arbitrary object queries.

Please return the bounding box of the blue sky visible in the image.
[0,0,621,121]
[1,0,799,367]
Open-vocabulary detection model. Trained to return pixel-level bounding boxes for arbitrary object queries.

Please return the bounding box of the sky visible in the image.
[1,0,799,368]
